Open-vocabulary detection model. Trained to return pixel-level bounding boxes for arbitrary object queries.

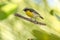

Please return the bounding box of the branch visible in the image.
[14,13,46,26]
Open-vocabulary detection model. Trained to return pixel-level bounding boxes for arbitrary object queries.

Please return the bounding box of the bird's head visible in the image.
[23,8,30,12]
[23,8,34,12]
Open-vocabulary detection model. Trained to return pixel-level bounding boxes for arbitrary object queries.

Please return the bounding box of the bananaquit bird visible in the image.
[23,8,44,20]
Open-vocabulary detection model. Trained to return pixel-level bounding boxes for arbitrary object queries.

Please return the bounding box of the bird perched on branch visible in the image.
[23,8,44,21]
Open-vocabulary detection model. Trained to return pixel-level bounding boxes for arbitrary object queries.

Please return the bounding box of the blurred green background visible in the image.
[0,0,60,40]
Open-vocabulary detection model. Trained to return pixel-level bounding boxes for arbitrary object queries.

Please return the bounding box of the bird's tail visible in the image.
[39,15,44,19]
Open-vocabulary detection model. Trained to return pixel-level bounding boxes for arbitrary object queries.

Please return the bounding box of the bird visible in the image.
[23,8,44,21]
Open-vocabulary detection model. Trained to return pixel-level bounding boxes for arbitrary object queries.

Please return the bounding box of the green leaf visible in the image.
[50,10,54,15]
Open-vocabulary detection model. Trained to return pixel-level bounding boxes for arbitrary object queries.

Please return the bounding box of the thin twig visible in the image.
[14,13,46,25]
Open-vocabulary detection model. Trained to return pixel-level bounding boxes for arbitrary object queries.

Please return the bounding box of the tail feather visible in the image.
[39,15,44,19]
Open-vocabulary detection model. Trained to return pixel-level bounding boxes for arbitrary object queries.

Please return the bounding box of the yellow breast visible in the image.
[26,11,34,17]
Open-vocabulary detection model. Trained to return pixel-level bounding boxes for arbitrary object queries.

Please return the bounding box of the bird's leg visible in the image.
[30,17,36,22]
[34,16,37,22]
